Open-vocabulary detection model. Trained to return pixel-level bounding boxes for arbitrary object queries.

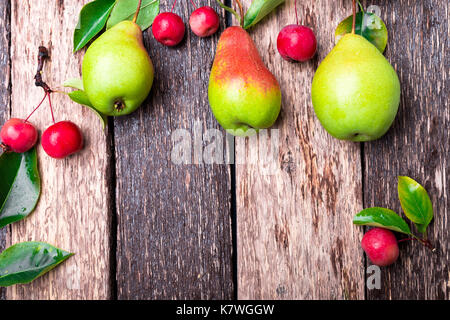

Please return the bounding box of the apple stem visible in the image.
[189,0,197,9]
[30,46,56,123]
[24,92,47,122]
[401,235,436,252]
[170,0,177,13]
[235,0,244,27]
[47,92,56,124]
[132,0,142,23]
[0,143,9,153]
[294,0,299,25]
[352,0,356,34]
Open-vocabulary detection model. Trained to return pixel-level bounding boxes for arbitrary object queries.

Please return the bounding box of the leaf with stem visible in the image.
[398,176,433,236]
[73,0,117,52]
[107,0,160,31]
[353,207,412,235]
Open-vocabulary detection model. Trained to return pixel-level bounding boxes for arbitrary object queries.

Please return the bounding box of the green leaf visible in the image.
[398,176,433,234]
[0,242,73,287]
[73,0,116,52]
[335,11,388,53]
[243,0,285,29]
[0,148,40,228]
[107,0,160,31]
[65,90,108,129]
[353,207,412,235]
[63,78,84,90]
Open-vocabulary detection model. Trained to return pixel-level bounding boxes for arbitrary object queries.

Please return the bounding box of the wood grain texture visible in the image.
[6,0,112,299]
[362,0,449,300]
[0,0,10,301]
[114,1,234,299]
[236,0,365,299]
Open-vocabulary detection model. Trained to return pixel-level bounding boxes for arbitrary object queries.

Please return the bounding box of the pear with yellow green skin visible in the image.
[82,21,154,116]
[312,33,400,142]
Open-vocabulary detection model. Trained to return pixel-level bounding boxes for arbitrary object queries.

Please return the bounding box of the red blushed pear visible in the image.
[208,27,281,136]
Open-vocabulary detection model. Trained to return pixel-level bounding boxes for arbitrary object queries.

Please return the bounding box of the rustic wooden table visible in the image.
[0,0,448,300]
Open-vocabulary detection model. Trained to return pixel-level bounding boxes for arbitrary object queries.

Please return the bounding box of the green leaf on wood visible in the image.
[64,80,108,129]
[398,176,433,234]
[73,0,116,52]
[0,242,73,287]
[107,0,160,31]
[243,0,285,29]
[353,207,412,235]
[335,11,388,53]
[0,148,40,228]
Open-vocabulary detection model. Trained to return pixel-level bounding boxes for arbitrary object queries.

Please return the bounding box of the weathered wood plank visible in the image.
[0,0,10,301]
[114,1,234,299]
[6,0,112,299]
[363,0,449,299]
[236,0,365,299]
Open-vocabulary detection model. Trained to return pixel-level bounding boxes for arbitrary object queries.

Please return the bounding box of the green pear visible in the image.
[311,33,400,141]
[208,27,281,136]
[82,21,154,116]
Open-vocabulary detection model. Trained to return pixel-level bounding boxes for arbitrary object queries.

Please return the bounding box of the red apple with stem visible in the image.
[152,0,185,46]
[277,0,317,62]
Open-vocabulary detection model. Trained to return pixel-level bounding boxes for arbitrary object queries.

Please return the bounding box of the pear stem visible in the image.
[132,0,142,23]
[352,0,356,34]
[235,0,244,27]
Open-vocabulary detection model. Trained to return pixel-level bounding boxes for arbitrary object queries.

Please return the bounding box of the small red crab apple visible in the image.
[152,12,185,46]
[277,25,317,62]
[41,121,83,159]
[361,228,399,267]
[0,118,38,153]
[189,6,220,37]
[277,0,317,62]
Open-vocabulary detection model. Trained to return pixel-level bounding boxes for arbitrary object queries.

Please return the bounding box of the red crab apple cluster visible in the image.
[1,46,84,159]
[152,1,219,47]
[1,118,83,159]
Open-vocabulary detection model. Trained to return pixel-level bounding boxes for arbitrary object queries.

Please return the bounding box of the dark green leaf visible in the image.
[244,0,285,29]
[73,0,116,52]
[398,176,433,234]
[353,207,412,234]
[107,0,160,31]
[0,242,73,287]
[335,11,388,53]
[0,148,40,228]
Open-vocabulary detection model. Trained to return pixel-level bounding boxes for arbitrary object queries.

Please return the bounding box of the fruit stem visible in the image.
[294,0,299,25]
[189,0,197,9]
[47,92,56,124]
[170,0,177,13]
[0,142,9,153]
[235,0,244,27]
[352,0,356,34]
[132,0,142,23]
[24,92,47,122]
[406,234,436,252]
